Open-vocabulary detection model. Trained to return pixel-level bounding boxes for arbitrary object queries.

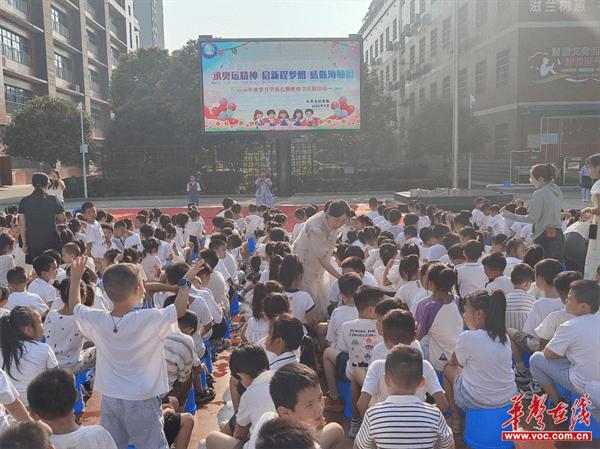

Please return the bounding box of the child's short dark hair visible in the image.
[506,238,524,257]
[338,273,362,297]
[270,313,303,352]
[62,242,80,257]
[208,239,226,252]
[388,209,402,223]
[256,418,317,449]
[442,233,460,250]
[553,271,582,296]
[270,363,319,411]
[198,249,219,269]
[103,263,140,303]
[344,246,365,260]
[375,297,407,317]
[400,242,419,257]
[341,256,365,275]
[27,368,77,420]
[177,310,198,333]
[382,309,417,345]
[263,292,290,320]
[385,344,423,389]
[419,226,433,243]
[32,254,56,277]
[481,252,507,273]
[230,343,269,379]
[403,214,418,227]
[165,262,189,285]
[463,239,484,260]
[534,258,563,286]
[448,244,466,261]
[7,266,26,285]
[294,208,306,220]
[0,421,50,449]
[459,227,478,241]
[570,280,600,313]
[80,201,95,214]
[140,224,155,239]
[510,263,534,285]
[353,285,384,311]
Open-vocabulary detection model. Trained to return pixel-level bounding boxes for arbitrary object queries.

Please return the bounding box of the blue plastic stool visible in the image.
[571,402,600,439]
[184,384,197,415]
[521,351,532,370]
[463,406,514,449]
[336,381,352,420]
[231,291,240,316]
[224,314,231,340]
[73,370,90,415]
[555,383,577,403]
[203,339,213,373]
[248,238,255,254]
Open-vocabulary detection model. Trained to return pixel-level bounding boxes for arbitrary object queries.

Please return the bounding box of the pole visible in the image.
[79,103,88,199]
[451,0,459,188]
[468,152,472,189]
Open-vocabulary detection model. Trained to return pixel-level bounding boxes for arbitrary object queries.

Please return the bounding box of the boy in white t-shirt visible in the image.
[81,202,105,261]
[291,208,306,242]
[68,256,205,449]
[27,368,116,449]
[482,252,513,295]
[323,286,383,414]
[244,204,265,240]
[187,208,205,253]
[504,263,536,332]
[456,240,487,298]
[28,255,59,307]
[530,280,600,406]
[316,273,361,350]
[6,267,48,316]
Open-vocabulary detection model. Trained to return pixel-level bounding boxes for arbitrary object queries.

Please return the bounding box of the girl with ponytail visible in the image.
[443,289,518,433]
[279,255,317,328]
[0,307,58,405]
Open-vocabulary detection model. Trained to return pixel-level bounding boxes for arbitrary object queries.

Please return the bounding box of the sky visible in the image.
[163,0,371,51]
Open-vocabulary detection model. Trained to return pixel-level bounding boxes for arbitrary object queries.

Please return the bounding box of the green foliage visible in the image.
[407,99,489,165]
[4,96,92,166]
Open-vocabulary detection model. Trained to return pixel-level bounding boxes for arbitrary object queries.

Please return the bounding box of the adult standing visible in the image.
[583,154,600,279]
[186,175,202,206]
[18,173,65,264]
[579,163,592,203]
[46,169,65,206]
[502,164,564,261]
[255,173,273,208]
[292,200,350,320]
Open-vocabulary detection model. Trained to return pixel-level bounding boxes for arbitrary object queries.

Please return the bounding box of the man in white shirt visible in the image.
[530,280,600,406]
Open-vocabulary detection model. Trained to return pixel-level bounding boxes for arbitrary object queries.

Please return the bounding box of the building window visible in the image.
[458,68,467,100]
[0,27,31,65]
[7,0,28,14]
[475,59,486,95]
[379,33,384,53]
[4,84,32,113]
[419,37,426,65]
[53,53,72,82]
[129,22,133,48]
[476,0,487,28]
[496,49,510,88]
[430,28,438,58]
[442,18,451,49]
[399,76,406,98]
[385,65,390,85]
[419,0,425,13]
[430,81,437,99]
[110,15,120,35]
[410,0,415,23]
[442,75,451,99]
[111,47,121,65]
[494,123,509,156]
[385,27,390,47]
[458,4,468,36]
[409,92,415,116]
[419,87,426,107]
[392,60,398,81]
[369,45,374,62]
[374,41,378,58]
[87,30,98,55]
[365,51,369,64]
[392,19,398,41]
[89,68,101,92]
[51,6,70,39]
[409,45,415,69]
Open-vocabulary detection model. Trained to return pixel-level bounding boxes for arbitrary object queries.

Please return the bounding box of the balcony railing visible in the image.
[1,44,31,65]
[52,21,71,39]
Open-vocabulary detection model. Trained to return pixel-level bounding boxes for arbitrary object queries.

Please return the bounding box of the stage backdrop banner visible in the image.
[200,39,362,133]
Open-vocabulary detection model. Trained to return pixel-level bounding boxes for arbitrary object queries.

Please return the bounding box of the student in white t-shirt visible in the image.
[504,238,526,276]
[504,263,536,332]
[375,243,398,291]
[292,208,307,242]
[140,238,162,282]
[456,240,487,298]
[81,202,105,260]
[187,208,205,253]
[444,290,517,433]
[317,273,361,351]
[28,254,59,307]
[395,255,425,310]
[0,306,58,406]
[68,256,205,449]
[27,368,117,449]
[535,271,582,350]
[0,367,30,433]
[265,314,303,372]
[0,233,16,288]
[244,204,265,240]
[482,252,513,295]
[328,257,379,307]
[488,205,508,236]
[530,280,600,405]
[358,309,448,418]
[279,255,317,327]
[6,267,48,316]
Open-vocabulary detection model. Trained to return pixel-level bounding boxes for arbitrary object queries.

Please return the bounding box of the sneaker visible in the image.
[230,322,241,331]
[514,367,531,383]
[323,396,345,413]
[518,380,543,400]
[348,418,363,439]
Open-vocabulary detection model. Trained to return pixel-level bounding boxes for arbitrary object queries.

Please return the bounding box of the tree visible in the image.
[3,96,91,166]
[407,99,489,168]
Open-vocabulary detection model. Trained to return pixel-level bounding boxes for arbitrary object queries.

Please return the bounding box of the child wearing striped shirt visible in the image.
[355,345,454,449]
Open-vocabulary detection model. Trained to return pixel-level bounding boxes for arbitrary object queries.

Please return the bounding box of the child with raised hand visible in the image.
[359,310,448,420]
[279,255,317,328]
[27,368,116,449]
[444,290,517,433]
[535,271,583,350]
[482,252,513,295]
[68,255,205,449]
[246,363,344,449]
[0,306,58,406]
[530,280,600,406]
[415,263,463,373]
[356,345,454,449]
